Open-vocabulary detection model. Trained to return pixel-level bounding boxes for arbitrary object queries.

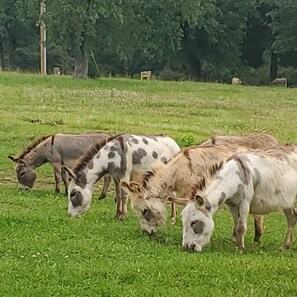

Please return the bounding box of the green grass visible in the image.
[1,71,297,296]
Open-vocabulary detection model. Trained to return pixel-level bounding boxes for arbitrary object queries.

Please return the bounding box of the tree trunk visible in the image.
[73,40,89,78]
[270,51,278,81]
[189,56,202,81]
[0,42,4,69]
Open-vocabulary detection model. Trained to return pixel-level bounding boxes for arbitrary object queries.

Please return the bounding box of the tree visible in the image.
[0,0,39,70]
[47,0,123,78]
[269,0,297,78]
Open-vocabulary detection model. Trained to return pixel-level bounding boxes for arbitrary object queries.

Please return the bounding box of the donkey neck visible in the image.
[146,166,177,200]
[205,177,231,216]
[22,146,48,168]
[85,154,109,191]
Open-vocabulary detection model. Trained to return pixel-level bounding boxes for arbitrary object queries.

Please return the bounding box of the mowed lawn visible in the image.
[0,72,297,296]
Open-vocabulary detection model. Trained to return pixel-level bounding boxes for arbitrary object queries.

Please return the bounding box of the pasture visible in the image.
[0,72,297,296]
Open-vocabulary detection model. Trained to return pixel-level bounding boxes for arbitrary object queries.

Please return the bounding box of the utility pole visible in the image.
[40,0,46,75]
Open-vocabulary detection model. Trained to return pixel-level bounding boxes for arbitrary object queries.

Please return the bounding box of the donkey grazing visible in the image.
[121,133,279,237]
[174,144,297,252]
[8,132,112,196]
[199,133,279,148]
[62,134,180,219]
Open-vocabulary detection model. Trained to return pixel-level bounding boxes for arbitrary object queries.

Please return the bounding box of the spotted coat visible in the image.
[181,144,297,252]
[63,134,180,219]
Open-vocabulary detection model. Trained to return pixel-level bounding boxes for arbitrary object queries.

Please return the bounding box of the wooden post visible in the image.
[140,71,151,80]
[40,0,46,75]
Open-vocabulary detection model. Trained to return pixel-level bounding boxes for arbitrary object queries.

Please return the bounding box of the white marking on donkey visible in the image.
[62,134,180,219]
[8,132,112,196]
[122,133,279,238]
[177,144,297,252]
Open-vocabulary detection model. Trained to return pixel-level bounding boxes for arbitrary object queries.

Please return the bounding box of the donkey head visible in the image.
[62,166,92,217]
[8,156,36,189]
[121,181,167,234]
[169,195,214,252]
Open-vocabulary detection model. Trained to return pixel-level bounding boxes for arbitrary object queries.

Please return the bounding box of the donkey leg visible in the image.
[170,203,176,224]
[61,168,69,196]
[227,205,239,242]
[53,164,61,194]
[236,201,250,251]
[253,214,264,244]
[114,181,123,220]
[121,190,128,220]
[283,208,297,249]
[98,175,112,200]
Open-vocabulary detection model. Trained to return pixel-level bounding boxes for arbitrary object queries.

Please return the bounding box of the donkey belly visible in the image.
[250,192,297,215]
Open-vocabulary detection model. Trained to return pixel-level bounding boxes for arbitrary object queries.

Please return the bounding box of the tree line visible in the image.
[0,0,297,85]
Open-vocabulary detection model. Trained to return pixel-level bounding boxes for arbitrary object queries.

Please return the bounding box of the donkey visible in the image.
[121,133,279,238]
[199,133,279,148]
[62,134,180,219]
[8,132,112,197]
[172,144,297,252]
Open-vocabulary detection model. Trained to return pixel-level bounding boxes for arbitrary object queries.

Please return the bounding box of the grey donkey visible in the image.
[8,132,112,197]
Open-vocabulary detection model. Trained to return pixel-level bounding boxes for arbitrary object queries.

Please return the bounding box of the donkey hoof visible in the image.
[98,194,106,200]
[170,218,176,225]
[114,213,125,221]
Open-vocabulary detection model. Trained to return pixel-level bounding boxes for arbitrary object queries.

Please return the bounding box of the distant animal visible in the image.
[232,77,242,85]
[272,78,287,87]
[62,134,180,219]
[122,133,279,240]
[172,144,297,252]
[8,132,112,197]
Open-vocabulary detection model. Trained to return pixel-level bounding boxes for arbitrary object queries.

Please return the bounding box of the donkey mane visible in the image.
[73,134,122,174]
[141,169,157,188]
[190,161,224,199]
[199,133,278,149]
[17,134,53,159]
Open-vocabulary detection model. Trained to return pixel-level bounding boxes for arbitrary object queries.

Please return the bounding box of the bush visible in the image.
[158,68,187,81]
[277,66,297,87]
[179,133,196,147]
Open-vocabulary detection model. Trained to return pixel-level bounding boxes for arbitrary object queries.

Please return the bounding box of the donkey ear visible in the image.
[121,181,143,193]
[167,196,189,206]
[194,195,204,207]
[8,156,27,165]
[62,165,76,180]
[129,181,144,193]
[8,155,16,162]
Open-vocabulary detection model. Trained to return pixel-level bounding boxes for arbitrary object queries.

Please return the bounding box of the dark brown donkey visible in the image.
[8,132,112,196]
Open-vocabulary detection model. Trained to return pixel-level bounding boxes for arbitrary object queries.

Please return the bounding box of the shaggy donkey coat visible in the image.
[122,133,279,237]
[178,144,297,252]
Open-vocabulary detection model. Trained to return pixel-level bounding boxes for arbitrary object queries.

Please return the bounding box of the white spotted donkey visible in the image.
[62,134,180,219]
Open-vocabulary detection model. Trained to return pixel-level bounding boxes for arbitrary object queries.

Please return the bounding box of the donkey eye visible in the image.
[70,189,77,198]
[191,220,198,227]
[142,209,153,221]
[20,172,25,177]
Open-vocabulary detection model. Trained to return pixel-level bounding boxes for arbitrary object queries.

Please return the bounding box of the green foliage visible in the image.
[0,0,297,82]
[158,68,187,81]
[179,133,196,147]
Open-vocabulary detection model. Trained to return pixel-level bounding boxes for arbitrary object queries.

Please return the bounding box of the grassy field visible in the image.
[0,71,297,296]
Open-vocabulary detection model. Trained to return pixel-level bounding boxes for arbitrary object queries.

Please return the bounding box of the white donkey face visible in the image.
[121,181,167,234]
[63,166,92,217]
[181,198,214,252]
[67,180,92,217]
